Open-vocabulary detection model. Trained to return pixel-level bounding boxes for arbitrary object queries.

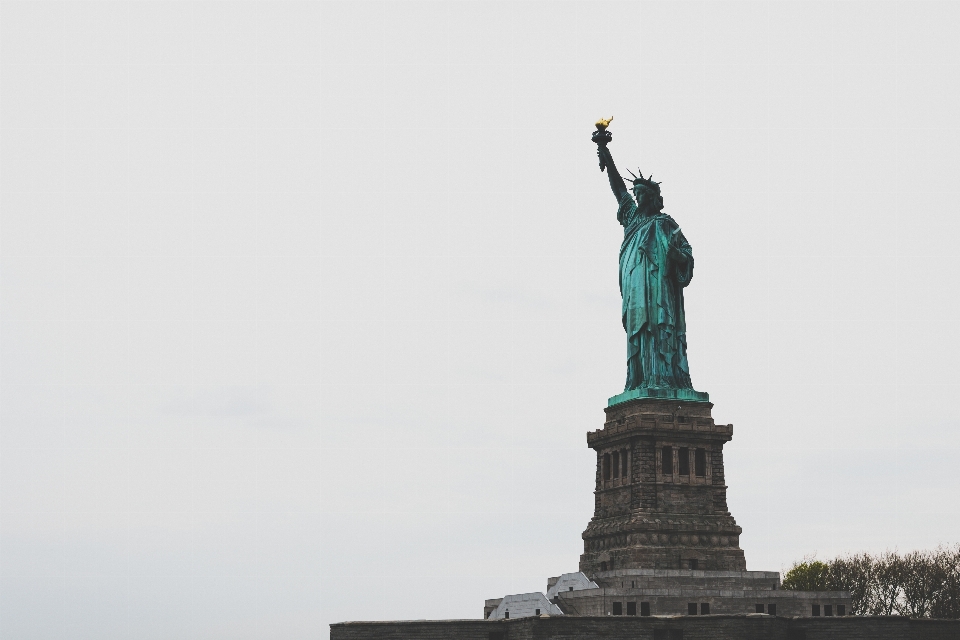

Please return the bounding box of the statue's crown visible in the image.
[624,168,660,192]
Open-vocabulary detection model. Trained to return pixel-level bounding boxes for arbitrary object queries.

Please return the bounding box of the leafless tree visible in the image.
[783,545,960,619]
[828,553,874,615]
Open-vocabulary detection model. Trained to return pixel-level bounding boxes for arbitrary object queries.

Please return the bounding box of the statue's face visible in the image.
[634,186,662,211]
[633,186,645,205]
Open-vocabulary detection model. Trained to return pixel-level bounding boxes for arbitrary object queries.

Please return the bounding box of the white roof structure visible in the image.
[487,592,562,620]
[546,572,600,600]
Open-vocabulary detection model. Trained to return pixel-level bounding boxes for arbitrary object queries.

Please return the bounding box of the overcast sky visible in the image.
[2,2,960,639]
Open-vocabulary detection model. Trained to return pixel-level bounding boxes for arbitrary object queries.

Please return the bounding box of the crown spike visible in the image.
[624,168,638,180]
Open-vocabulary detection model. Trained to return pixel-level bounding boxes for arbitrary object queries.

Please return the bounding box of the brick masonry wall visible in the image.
[635,437,657,511]
[582,398,746,573]
[331,615,960,640]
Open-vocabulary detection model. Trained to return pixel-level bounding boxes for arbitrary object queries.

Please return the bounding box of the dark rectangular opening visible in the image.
[824,605,833,616]
[756,604,764,613]
[613,451,620,478]
[678,448,690,475]
[621,449,628,477]
[603,453,611,480]
[661,447,673,474]
[837,605,845,616]
[700,603,710,615]
[688,559,698,570]
[687,602,697,615]
[504,611,509,619]
[569,586,573,591]
[641,602,650,616]
[535,609,540,616]
[627,601,636,616]
[695,448,706,476]
[768,603,777,616]
[612,602,623,616]
[812,604,820,616]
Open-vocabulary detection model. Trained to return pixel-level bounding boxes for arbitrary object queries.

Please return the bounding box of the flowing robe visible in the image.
[617,191,694,391]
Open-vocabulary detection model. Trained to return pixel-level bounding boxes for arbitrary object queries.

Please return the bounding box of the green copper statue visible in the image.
[592,119,706,403]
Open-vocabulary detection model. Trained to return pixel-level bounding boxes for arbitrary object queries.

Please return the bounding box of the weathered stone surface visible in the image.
[331,615,960,640]
[581,398,746,573]
[542,569,850,619]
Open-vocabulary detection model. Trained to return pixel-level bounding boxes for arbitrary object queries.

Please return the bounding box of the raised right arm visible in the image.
[593,134,629,204]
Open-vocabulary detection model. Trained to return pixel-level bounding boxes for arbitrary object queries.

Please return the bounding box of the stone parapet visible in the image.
[331,615,960,640]
[589,399,731,449]
[591,569,781,590]
[553,584,851,618]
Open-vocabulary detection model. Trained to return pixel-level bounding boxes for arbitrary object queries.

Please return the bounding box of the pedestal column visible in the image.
[579,397,747,574]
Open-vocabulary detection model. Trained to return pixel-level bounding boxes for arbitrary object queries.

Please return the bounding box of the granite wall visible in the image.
[331,615,960,640]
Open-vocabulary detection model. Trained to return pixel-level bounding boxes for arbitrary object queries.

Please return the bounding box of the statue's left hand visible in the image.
[668,229,689,262]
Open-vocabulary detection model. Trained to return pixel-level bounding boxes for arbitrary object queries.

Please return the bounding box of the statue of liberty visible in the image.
[592,119,706,402]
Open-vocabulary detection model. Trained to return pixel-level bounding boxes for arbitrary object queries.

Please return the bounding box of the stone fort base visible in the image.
[330,615,960,640]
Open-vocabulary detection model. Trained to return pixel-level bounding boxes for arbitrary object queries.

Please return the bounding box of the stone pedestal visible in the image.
[579,397,746,574]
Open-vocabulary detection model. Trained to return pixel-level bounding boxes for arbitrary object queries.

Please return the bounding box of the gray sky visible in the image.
[2,2,960,639]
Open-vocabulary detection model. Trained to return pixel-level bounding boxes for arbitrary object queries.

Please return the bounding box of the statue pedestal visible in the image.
[580,397,746,574]
[608,387,709,407]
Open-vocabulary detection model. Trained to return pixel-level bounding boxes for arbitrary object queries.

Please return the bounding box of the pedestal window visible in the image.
[661,446,673,476]
[678,448,690,475]
[695,448,706,477]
